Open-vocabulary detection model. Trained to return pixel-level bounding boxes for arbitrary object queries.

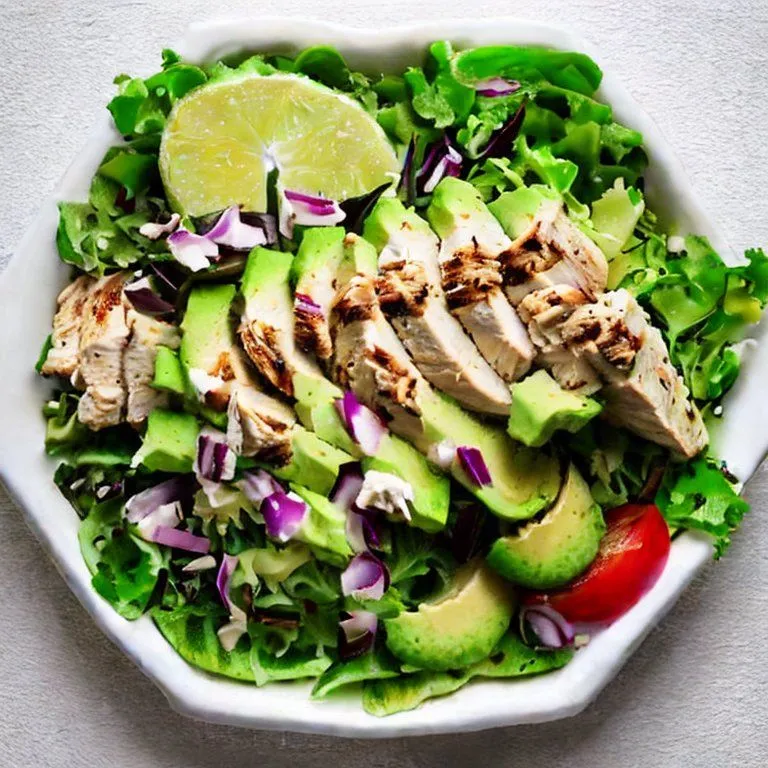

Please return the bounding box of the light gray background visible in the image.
[1,1,766,765]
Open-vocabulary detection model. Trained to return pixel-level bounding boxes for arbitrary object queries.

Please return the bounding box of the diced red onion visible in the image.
[125,476,194,523]
[279,188,346,239]
[457,446,492,487]
[338,610,378,659]
[150,526,211,554]
[167,229,218,272]
[138,213,181,240]
[216,553,240,614]
[205,206,268,250]
[195,429,236,483]
[520,604,576,650]
[341,552,390,600]
[238,469,283,506]
[334,391,386,456]
[136,501,182,540]
[475,77,521,97]
[261,491,307,542]
[417,136,463,195]
[422,145,463,194]
[330,463,365,512]
[294,292,324,317]
[124,277,175,316]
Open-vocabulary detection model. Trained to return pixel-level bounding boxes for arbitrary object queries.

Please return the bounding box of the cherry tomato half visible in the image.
[524,503,671,625]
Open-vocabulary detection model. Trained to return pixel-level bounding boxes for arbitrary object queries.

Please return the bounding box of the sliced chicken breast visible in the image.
[560,290,708,457]
[226,346,296,463]
[41,275,95,378]
[123,310,180,426]
[438,227,534,382]
[331,274,429,446]
[77,273,132,430]
[518,286,602,395]
[500,199,608,305]
[376,240,512,416]
[240,260,324,398]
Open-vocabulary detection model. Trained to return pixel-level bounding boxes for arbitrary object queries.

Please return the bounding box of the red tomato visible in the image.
[524,503,671,625]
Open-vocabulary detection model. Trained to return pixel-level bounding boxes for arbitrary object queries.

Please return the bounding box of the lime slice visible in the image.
[160,73,400,216]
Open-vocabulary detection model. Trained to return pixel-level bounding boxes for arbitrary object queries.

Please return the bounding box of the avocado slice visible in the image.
[291,227,346,360]
[290,484,353,566]
[418,390,561,520]
[152,345,186,395]
[487,463,605,589]
[487,184,560,239]
[508,369,603,448]
[384,558,515,671]
[240,246,324,396]
[180,283,237,374]
[134,408,199,473]
[270,427,353,497]
[337,232,379,283]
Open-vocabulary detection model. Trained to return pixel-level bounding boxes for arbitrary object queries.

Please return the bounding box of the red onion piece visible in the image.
[294,292,324,317]
[195,430,236,483]
[150,526,211,554]
[457,446,492,487]
[125,476,194,523]
[338,610,378,659]
[341,552,390,600]
[205,206,268,250]
[330,463,365,512]
[422,144,463,194]
[239,469,283,507]
[216,553,239,613]
[150,262,186,296]
[167,229,218,272]
[520,604,576,650]
[279,188,346,239]
[261,491,308,542]
[124,277,175,317]
[475,77,521,97]
[334,391,386,456]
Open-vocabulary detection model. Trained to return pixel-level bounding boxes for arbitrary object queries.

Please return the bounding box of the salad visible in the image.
[35,40,765,717]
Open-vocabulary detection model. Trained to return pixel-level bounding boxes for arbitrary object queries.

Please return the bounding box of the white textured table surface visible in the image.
[2,1,767,765]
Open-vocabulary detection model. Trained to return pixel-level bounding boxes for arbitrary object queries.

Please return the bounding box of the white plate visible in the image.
[1,16,766,738]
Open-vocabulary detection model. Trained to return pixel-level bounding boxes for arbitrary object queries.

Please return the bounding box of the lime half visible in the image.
[160,73,399,216]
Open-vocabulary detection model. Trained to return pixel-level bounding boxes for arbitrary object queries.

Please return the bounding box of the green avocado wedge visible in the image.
[384,558,515,671]
[487,463,605,589]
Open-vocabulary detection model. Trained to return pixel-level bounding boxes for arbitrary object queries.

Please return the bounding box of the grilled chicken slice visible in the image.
[367,200,512,415]
[240,248,325,397]
[426,179,534,382]
[559,290,707,457]
[226,347,296,463]
[518,286,602,395]
[500,199,608,305]
[41,276,95,378]
[76,272,132,430]
[123,310,180,426]
[331,274,429,446]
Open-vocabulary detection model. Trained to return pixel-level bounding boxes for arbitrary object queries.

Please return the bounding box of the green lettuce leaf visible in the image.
[362,632,572,716]
[79,498,167,619]
[311,646,401,699]
[656,458,749,557]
